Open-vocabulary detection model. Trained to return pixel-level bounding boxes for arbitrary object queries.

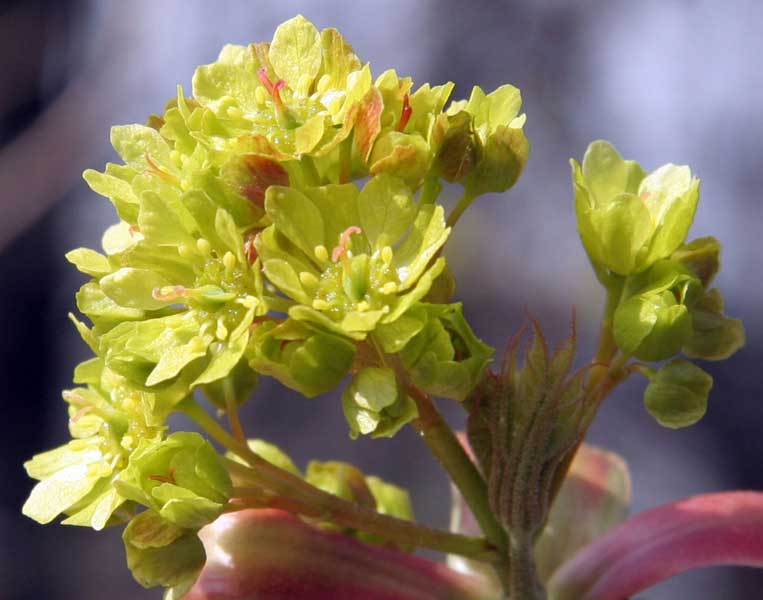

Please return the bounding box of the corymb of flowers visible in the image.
[20,14,744,600]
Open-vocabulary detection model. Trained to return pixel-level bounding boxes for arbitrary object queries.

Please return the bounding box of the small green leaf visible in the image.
[643,359,713,428]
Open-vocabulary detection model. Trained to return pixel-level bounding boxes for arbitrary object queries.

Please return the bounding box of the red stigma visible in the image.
[244,232,260,265]
[258,68,287,108]
[396,94,412,132]
[148,468,177,485]
[331,226,363,262]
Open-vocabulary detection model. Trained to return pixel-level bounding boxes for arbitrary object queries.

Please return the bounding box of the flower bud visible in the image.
[572,140,700,276]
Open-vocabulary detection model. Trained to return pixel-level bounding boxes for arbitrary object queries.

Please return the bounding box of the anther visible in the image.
[381,246,394,265]
[314,245,329,262]
[381,282,398,295]
[197,238,212,255]
[223,251,237,272]
[312,299,331,311]
[299,271,319,289]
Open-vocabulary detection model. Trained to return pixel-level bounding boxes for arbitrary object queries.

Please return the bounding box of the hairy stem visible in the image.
[181,399,498,562]
[509,532,546,600]
[406,386,508,555]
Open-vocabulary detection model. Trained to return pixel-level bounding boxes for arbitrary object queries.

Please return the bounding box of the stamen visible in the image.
[216,317,229,341]
[396,94,412,132]
[314,245,330,262]
[381,246,394,265]
[223,251,237,272]
[299,271,320,289]
[257,68,287,107]
[197,238,212,255]
[331,226,363,262]
[152,285,187,302]
[312,299,331,311]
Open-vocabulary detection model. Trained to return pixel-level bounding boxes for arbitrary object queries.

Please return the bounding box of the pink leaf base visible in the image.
[548,491,763,600]
[187,509,490,600]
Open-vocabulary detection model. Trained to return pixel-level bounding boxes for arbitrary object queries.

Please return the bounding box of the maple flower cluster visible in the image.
[21,15,743,600]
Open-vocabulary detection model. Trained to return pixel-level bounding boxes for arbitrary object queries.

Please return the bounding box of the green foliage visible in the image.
[643,359,713,428]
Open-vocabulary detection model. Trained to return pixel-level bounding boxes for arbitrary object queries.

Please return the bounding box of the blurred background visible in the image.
[1,1,761,598]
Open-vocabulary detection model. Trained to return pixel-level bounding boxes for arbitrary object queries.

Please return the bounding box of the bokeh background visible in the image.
[1,1,761,598]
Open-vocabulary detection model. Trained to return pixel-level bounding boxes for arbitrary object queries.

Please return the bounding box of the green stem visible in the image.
[406,386,508,555]
[181,400,498,562]
[419,173,443,206]
[222,378,246,444]
[300,155,321,186]
[446,190,477,228]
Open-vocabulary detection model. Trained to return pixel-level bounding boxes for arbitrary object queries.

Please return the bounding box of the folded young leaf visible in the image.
[548,491,763,600]
[186,509,494,600]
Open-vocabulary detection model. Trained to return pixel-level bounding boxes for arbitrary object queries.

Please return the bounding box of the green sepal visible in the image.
[399,304,493,401]
[373,305,428,353]
[248,320,355,397]
[369,131,432,189]
[115,432,231,529]
[643,359,713,428]
[305,461,376,508]
[201,359,258,409]
[613,290,692,362]
[670,236,721,288]
[100,268,174,310]
[342,367,418,438]
[613,260,702,361]
[684,288,746,360]
[66,248,113,278]
[227,439,301,477]
[123,510,205,596]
